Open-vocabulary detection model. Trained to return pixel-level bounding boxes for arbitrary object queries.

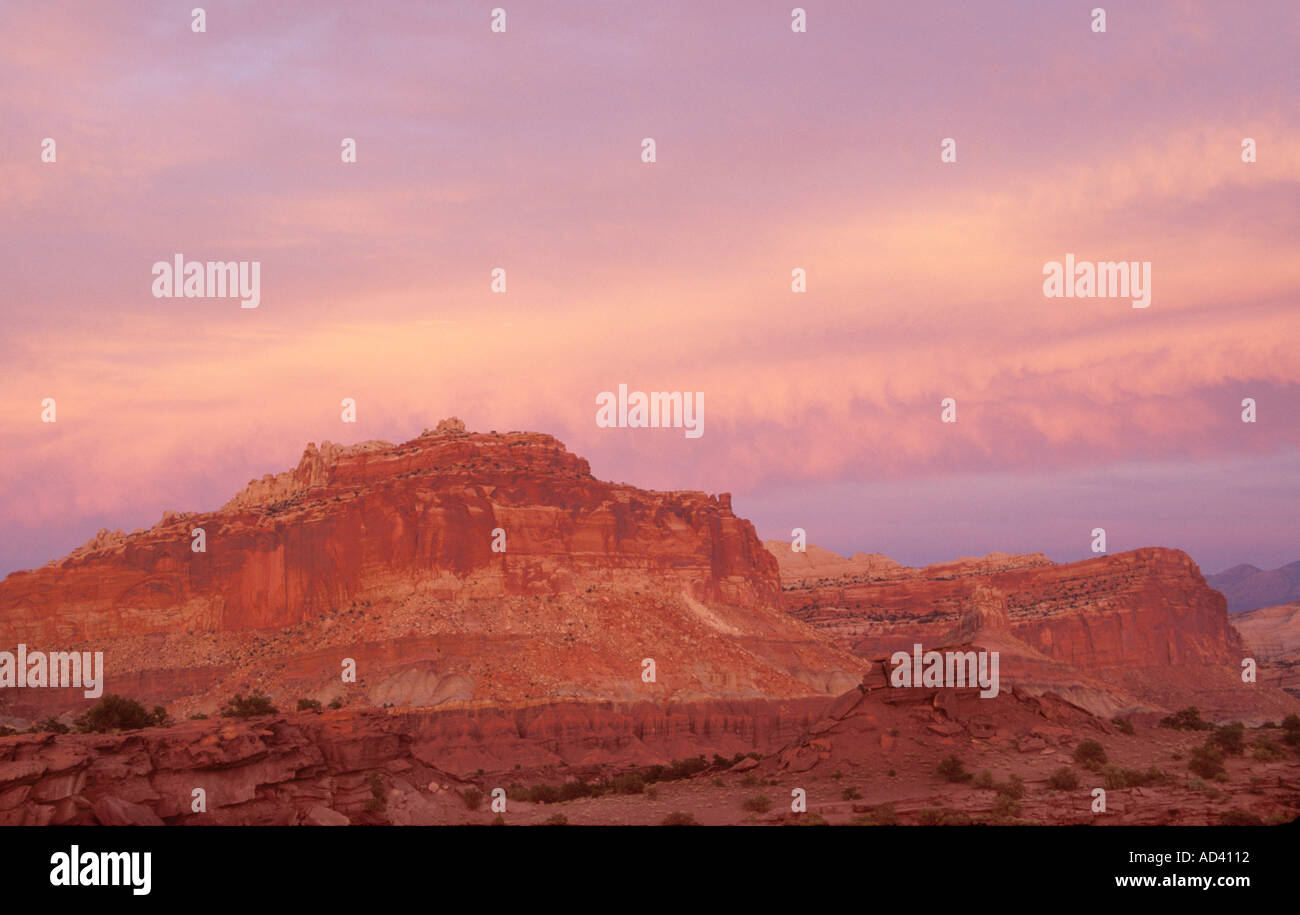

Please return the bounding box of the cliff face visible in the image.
[769,544,1298,720]
[0,423,860,718]
[0,699,829,826]
[2,422,779,642]
[778,546,1241,671]
[1232,601,1300,697]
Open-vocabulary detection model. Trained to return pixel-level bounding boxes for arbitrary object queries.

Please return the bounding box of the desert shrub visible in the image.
[661,811,699,826]
[645,786,659,800]
[491,814,506,826]
[937,755,972,783]
[1048,767,1080,791]
[712,777,725,788]
[1072,739,1107,770]
[297,698,322,712]
[460,787,483,810]
[543,813,568,826]
[1189,744,1226,780]
[785,812,829,826]
[528,784,562,805]
[1281,714,1300,747]
[991,795,1021,819]
[1101,765,1168,790]
[1219,808,1264,826]
[1209,722,1246,756]
[328,697,345,710]
[915,808,946,826]
[1251,737,1287,761]
[1111,717,1135,735]
[973,769,995,789]
[997,774,1025,799]
[364,772,386,813]
[841,786,862,801]
[1160,707,1210,731]
[612,773,645,795]
[867,803,899,826]
[916,807,973,825]
[559,780,594,802]
[741,774,759,787]
[219,692,278,719]
[742,794,772,814]
[74,694,166,733]
[36,718,69,734]
[0,725,17,737]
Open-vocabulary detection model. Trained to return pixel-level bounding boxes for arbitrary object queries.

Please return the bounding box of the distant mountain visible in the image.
[1209,561,1300,613]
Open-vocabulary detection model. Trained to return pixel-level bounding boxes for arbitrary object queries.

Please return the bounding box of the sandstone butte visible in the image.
[764,540,1299,723]
[0,419,864,721]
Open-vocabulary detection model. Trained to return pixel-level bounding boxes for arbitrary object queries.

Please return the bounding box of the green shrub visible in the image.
[189,713,208,720]
[613,773,645,795]
[1209,722,1246,756]
[937,755,972,783]
[867,803,899,826]
[997,774,1025,799]
[785,812,829,826]
[297,698,322,712]
[36,717,70,734]
[1251,737,1287,761]
[559,780,594,802]
[742,794,772,814]
[915,808,946,826]
[991,795,1021,819]
[1189,744,1226,780]
[1111,717,1135,735]
[460,787,483,810]
[528,784,562,805]
[74,695,167,733]
[1047,767,1080,790]
[1101,765,1168,789]
[661,811,699,826]
[1281,714,1300,747]
[1072,739,1107,769]
[219,692,278,719]
[1159,707,1211,731]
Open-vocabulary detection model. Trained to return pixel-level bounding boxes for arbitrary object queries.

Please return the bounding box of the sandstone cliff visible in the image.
[770,543,1297,721]
[0,423,862,719]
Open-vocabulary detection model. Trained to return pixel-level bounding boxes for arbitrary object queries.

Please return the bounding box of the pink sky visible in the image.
[2,1,1298,576]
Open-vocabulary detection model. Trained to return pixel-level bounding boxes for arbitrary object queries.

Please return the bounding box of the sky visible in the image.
[1,0,1298,577]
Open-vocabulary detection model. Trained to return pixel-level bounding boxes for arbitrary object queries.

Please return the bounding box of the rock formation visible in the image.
[770,543,1299,721]
[0,424,862,721]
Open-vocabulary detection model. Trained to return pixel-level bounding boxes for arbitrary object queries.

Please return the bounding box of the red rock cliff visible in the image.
[1,421,780,642]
